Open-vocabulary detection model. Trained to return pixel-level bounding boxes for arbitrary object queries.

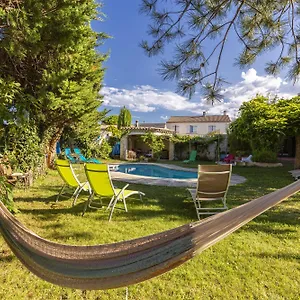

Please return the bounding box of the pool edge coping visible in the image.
[109,162,246,187]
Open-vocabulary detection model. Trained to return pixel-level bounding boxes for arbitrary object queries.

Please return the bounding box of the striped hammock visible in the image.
[0,180,299,290]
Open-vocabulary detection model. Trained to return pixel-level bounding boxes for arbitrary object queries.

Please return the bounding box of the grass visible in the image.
[0,161,299,299]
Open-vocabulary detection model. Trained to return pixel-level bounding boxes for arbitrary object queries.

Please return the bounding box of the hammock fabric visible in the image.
[0,180,299,290]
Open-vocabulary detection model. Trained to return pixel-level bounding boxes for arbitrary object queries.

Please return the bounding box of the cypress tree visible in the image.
[118,107,132,129]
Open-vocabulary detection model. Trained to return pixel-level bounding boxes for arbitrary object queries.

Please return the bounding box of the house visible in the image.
[166,111,231,136]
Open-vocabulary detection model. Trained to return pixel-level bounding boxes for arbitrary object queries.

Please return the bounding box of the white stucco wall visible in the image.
[166,122,229,135]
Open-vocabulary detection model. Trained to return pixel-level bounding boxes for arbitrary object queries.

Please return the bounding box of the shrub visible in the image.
[0,176,18,213]
[252,149,278,163]
[4,122,44,173]
[98,140,112,159]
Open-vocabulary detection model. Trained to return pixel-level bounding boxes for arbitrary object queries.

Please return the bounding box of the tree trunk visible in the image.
[295,135,300,169]
[46,127,64,169]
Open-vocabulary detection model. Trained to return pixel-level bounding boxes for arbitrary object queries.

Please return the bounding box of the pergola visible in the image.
[120,126,175,160]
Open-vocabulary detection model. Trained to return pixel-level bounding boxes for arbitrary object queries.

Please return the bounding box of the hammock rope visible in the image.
[0,180,299,290]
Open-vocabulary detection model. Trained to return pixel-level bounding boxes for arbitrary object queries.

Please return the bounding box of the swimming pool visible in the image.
[116,164,197,179]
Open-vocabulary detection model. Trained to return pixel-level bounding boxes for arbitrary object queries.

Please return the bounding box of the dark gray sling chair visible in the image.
[0,179,299,290]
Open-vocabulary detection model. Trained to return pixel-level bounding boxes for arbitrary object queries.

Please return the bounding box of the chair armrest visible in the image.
[115,184,130,198]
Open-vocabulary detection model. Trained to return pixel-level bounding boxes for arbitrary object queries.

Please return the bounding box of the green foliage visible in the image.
[3,122,44,172]
[98,139,112,159]
[0,176,18,213]
[227,131,251,155]
[0,0,109,168]
[140,132,165,159]
[252,149,278,163]
[141,0,300,98]
[61,108,107,159]
[118,107,132,129]
[229,96,286,151]
[0,78,21,122]
[102,115,118,125]
[170,134,192,144]
[276,96,300,135]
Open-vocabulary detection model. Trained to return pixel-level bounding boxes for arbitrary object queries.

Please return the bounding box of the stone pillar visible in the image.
[120,135,128,160]
[169,141,175,160]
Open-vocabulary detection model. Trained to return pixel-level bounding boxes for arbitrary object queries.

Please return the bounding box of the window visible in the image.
[173,125,179,133]
[208,125,216,132]
[189,125,197,133]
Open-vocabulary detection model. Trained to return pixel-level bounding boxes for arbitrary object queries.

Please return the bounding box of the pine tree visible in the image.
[140,0,300,102]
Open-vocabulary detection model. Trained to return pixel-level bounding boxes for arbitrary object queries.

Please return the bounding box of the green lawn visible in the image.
[0,162,299,299]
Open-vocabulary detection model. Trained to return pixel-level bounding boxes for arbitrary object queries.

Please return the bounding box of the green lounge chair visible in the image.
[83,163,145,221]
[183,150,197,163]
[64,148,78,163]
[73,148,101,164]
[55,159,91,206]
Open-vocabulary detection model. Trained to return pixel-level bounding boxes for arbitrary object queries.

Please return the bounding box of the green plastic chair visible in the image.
[55,159,91,206]
[83,163,145,221]
[183,150,197,163]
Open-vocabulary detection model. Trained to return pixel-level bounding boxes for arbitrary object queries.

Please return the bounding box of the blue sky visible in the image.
[93,1,300,122]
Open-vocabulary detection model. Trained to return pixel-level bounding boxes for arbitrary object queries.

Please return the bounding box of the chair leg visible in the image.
[108,196,119,222]
[56,185,66,202]
[72,186,80,197]
[89,195,102,209]
[72,185,86,207]
[107,195,115,210]
[122,197,128,212]
[82,192,94,216]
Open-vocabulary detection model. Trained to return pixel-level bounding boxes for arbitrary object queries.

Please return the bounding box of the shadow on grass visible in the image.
[19,206,84,220]
[0,253,15,263]
[243,223,297,236]
[254,252,300,261]
[50,231,94,241]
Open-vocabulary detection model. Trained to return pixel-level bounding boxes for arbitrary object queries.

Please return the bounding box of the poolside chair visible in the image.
[73,148,101,164]
[183,150,197,163]
[187,164,232,220]
[64,148,78,163]
[55,159,91,206]
[223,153,235,164]
[83,163,145,221]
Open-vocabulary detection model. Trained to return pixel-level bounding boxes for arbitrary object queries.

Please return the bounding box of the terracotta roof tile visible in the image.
[166,115,231,123]
[123,126,173,134]
[138,123,166,128]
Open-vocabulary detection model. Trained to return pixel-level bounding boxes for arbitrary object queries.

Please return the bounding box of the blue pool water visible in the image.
[117,164,197,179]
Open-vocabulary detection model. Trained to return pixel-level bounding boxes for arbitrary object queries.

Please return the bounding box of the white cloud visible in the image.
[160,115,169,120]
[101,69,300,120]
[101,85,200,113]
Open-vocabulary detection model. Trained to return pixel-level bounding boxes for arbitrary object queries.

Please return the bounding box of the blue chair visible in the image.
[74,148,101,164]
[65,148,78,163]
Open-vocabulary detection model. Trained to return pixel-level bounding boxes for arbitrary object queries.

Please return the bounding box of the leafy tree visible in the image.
[118,107,132,129]
[140,0,300,100]
[230,95,300,167]
[61,108,108,159]
[0,0,109,168]
[276,96,300,168]
[102,115,119,125]
[4,121,44,172]
[230,96,286,152]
